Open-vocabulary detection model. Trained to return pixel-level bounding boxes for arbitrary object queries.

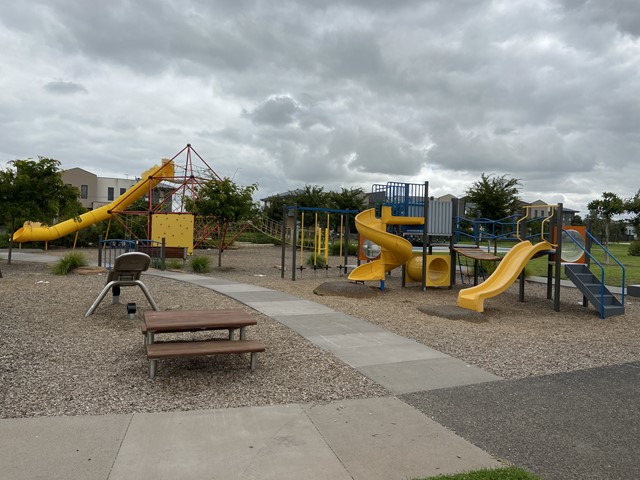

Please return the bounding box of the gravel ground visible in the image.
[0,256,386,419]
[1,244,638,419]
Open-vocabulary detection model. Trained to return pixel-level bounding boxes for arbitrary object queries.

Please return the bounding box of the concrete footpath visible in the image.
[0,251,503,480]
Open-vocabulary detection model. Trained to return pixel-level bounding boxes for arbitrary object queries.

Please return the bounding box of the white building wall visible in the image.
[94,177,137,208]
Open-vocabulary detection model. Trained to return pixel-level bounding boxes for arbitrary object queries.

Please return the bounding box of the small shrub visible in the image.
[329,241,358,256]
[167,259,183,270]
[51,252,88,275]
[306,254,327,268]
[629,240,640,256]
[190,255,212,273]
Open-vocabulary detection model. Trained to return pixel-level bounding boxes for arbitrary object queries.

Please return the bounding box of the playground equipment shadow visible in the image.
[1,250,638,479]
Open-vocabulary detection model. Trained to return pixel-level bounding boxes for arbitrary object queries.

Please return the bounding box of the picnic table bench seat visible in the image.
[147,340,265,378]
[143,309,264,378]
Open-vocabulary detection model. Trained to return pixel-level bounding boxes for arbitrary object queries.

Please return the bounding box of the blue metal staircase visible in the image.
[565,263,625,319]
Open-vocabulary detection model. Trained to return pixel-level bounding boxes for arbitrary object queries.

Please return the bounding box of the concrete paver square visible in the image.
[308,332,448,367]
[305,397,503,480]
[246,300,335,316]
[0,414,132,480]
[109,405,351,480]
[223,291,301,303]
[155,273,209,282]
[359,357,502,394]
[274,313,387,336]
[188,277,239,286]
[211,284,272,293]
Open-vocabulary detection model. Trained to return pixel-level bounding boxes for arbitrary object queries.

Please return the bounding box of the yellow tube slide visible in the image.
[12,159,175,243]
[457,240,553,312]
[348,207,424,282]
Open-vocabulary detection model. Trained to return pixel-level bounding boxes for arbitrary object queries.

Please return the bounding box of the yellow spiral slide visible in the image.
[348,207,424,283]
[12,159,175,243]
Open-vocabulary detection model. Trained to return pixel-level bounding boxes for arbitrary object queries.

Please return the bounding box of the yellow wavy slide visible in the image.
[348,207,423,282]
[12,159,175,243]
[457,240,553,312]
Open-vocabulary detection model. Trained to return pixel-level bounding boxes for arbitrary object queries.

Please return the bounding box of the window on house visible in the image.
[107,187,114,201]
[120,187,126,195]
[80,185,88,199]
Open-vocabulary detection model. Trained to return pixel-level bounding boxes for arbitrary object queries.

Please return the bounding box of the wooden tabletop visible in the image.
[452,247,502,262]
[143,309,256,333]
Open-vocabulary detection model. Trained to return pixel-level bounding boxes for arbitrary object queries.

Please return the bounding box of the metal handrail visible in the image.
[98,239,136,269]
[516,205,556,243]
[564,229,626,317]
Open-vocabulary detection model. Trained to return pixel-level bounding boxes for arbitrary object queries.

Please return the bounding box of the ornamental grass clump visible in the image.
[190,255,212,273]
[307,254,327,268]
[51,252,88,275]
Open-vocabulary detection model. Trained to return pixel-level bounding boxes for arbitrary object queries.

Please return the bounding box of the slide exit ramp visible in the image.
[457,240,553,313]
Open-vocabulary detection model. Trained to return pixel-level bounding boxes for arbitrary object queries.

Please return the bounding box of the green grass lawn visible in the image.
[524,242,638,287]
[415,466,542,480]
[459,240,638,288]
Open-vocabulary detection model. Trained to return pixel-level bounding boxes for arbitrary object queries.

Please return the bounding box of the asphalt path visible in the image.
[401,362,640,480]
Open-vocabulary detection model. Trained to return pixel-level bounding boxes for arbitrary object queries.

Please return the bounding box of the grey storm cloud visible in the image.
[1,0,640,214]
[44,80,88,95]
[245,95,300,126]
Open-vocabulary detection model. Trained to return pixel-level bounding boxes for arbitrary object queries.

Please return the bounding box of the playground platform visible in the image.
[1,251,638,479]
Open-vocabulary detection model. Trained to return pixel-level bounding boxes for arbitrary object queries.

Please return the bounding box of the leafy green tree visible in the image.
[465,173,522,220]
[587,192,624,263]
[0,157,84,263]
[292,185,328,209]
[570,214,585,226]
[186,177,257,266]
[262,194,288,222]
[625,189,640,234]
[262,185,331,227]
[328,187,366,232]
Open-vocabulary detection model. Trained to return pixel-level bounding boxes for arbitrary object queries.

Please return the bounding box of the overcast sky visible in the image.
[1,0,639,215]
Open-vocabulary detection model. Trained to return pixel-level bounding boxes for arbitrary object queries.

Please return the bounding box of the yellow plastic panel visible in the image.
[151,213,195,254]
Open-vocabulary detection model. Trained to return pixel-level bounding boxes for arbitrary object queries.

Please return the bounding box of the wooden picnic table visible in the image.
[142,309,265,378]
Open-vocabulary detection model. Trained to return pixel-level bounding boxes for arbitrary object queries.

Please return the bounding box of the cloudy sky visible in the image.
[1,0,639,214]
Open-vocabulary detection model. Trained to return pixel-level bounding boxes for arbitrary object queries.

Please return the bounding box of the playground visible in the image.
[1,244,639,419]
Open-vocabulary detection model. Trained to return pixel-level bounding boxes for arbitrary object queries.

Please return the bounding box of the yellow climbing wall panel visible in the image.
[151,213,194,254]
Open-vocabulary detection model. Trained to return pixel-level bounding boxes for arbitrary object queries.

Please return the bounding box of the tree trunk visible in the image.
[7,219,14,265]
[217,230,223,267]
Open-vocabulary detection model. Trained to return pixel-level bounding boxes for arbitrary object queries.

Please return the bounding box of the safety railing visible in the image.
[98,239,136,269]
[564,229,626,317]
[454,214,521,243]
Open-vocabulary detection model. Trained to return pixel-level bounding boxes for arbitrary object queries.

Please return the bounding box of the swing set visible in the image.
[280,206,359,280]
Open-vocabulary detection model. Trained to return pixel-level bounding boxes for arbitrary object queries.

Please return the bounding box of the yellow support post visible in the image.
[105,217,112,240]
[325,213,330,263]
[314,212,319,265]
[324,227,329,264]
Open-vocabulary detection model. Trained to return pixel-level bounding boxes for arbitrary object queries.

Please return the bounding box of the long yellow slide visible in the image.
[457,240,553,312]
[348,207,423,282]
[12,159,175,243]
